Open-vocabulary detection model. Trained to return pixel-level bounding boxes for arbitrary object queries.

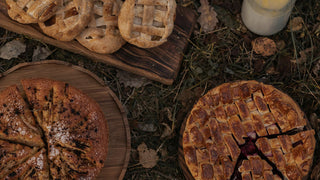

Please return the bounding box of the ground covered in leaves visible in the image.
[1,0,320,179]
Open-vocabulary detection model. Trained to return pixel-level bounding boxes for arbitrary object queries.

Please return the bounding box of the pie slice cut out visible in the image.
[182,80,316,180]
[0,139,39,179]
[0,85,43,147]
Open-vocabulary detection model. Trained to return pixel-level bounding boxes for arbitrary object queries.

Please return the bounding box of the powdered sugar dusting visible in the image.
[49,146,60,159]
[17,149,26,157]
[36,153,44,169]
[47,121,71,144]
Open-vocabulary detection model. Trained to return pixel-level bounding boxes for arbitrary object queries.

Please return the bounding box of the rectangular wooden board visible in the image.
[0,1,196,85]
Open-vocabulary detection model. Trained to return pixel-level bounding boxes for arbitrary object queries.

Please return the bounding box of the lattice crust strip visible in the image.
[182,81,315,180]
[118,0,176,48]
[256,130,316,180]
[6,0,61,24]
[239,155,282,180]
[39,0,94,41]
[76,0,126,54]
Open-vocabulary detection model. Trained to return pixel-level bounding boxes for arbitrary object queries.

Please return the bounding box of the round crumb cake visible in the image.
[182,80,315,180]
[0,78,108,179]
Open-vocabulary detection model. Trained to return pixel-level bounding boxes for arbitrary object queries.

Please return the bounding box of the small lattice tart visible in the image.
[39,0,94,41]
[118,0,176,48]
[76,0,126,54]
[182,80,316,180]
[6,0,60,24]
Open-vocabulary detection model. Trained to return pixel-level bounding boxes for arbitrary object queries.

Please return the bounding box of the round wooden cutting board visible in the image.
[0,60,130,180]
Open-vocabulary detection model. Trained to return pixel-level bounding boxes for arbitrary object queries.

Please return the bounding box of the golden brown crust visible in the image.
[76,0,126,54]
[0,85,43,147]
[118,0,176,48]
[0,140,39,178]
[38,0,94,41]
[21,78,108,179]
[182,80,315,180]
[3,148,49,180]
[6,0,61,24]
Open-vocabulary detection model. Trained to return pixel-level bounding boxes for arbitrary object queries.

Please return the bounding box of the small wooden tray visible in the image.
[0,60,131,180]
[0,1,196,85]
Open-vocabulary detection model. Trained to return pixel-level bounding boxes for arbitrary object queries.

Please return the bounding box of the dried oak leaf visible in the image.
[288,16,304,32]
[197,0,218,33]
[0,39,26,60]
[137,142,159,168]
[252,37,277,57]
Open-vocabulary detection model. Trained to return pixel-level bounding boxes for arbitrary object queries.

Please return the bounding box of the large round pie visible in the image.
[182,80,316,180]
[0,78,108,179]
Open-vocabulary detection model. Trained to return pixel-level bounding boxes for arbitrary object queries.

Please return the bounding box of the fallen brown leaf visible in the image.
[0,39,26,60]
[252,37,277,57]
[137,142,159,168]
[288,16,304,31]
[197,0,218,33]
[290,48,313,64]
[160,123,173,139]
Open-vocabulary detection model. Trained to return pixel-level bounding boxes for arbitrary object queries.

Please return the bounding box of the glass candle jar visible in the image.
[241,0,296,36]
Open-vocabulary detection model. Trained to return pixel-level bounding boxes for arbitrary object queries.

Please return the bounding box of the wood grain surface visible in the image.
[0,0,196,85]
[0,60,131,180]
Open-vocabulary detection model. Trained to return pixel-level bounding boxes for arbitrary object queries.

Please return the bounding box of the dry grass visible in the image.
[0,0,320,179]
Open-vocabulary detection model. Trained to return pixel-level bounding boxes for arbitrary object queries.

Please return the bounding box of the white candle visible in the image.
[241,0,296,36]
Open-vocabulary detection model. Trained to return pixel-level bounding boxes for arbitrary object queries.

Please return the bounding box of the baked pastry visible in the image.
[0,78,108,179]
[0,140,39,178]
[3,148,49,179]
[6,0,60,24]
[21,78,108,179]
[76,0,126,54]
[0,85,43,147]
[39,0,94,41]
[118,0,176,48]
[182,80,315,180]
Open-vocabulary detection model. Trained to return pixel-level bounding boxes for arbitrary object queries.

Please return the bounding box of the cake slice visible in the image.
[0,85,43,147]
[0,140,39,179]
[3,148,49,179]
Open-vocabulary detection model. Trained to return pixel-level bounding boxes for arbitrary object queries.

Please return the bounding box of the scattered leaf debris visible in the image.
[252,37,277,57]
[288,16,304,32]
[138,142,159,169]
[0,39,26,60]
[197,0,219,33]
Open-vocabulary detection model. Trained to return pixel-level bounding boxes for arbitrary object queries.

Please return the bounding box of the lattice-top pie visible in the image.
[6,0,60,24]
[0,78,109,179]
[76,0,126,54]
[38,0,94,41]
[182,80,315,180]
[118,0,176,48]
